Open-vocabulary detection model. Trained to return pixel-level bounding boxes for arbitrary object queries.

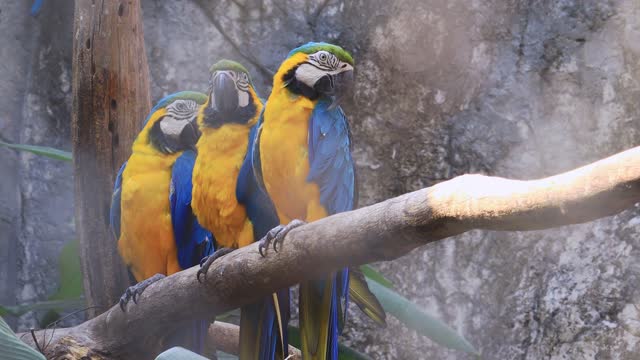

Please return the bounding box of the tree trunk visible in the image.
[71,0,151,318]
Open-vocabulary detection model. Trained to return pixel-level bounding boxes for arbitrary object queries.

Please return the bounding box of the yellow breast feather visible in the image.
[192,123,253,249]
[259,56,327,223]
[117,119,182,281]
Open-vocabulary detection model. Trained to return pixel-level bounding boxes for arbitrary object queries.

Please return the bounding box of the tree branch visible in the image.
[21,146,640,358]
[205,323,301,359]
[21,322,301,359]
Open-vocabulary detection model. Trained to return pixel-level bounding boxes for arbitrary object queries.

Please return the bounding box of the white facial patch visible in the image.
[238,90,249,107]
[160,99,198,137]
[296,51,354,88]
[295,63,328,87]
[159,118,186,137]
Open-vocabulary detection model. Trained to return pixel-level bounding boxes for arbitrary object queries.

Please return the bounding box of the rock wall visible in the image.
[2,0,640,358]
[0,1,75,329]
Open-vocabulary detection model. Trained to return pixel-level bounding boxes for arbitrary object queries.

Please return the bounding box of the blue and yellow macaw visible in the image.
[252,42,384,359]
[191,60,289,360]
[111,90,212,283]
[109,90,214,351]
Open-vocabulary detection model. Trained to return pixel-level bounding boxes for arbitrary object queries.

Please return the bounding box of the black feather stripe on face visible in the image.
[282,64,320,100]
[149,119,185,154]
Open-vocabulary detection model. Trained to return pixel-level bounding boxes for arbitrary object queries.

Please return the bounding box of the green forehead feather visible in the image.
[287,42,354,65]
[209,59,251,76]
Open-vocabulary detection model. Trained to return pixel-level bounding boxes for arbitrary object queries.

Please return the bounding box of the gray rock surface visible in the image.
[2,0,640,358]
[0,1,33,329]
[0,0,75,330]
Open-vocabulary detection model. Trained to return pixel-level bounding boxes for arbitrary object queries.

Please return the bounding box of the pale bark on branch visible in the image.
[22,146,640,359]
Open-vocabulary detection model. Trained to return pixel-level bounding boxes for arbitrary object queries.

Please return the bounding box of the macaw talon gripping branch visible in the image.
[258,219,307,256]
[119,273,166,312]
[197,247,235,283]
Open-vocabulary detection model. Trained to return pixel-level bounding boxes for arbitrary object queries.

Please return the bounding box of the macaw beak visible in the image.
[179,120,200,151]
[213,72,239,113]
[314,69,354,109]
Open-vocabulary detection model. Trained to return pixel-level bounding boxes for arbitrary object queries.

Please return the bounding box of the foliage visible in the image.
[0,140,72,162]
[0,240,84,324]
[360,264,394,289]
[154,346,212,360]
[365,277,480,356]
[0,316,46,360]
[0,143,79,320]
[49,240,84,301]
[288,325,373,360]
[0,299,85,318]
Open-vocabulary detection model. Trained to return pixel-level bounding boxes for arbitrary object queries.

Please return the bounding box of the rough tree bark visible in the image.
[71,0,151,317]
[21,146,640,359]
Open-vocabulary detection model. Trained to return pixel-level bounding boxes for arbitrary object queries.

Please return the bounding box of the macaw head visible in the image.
[154,97,202,152]
[142,91,207,154]
[280,42,355,108]
[205,60,260,127]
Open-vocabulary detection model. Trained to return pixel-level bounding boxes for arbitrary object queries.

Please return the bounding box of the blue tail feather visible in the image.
[239,288,290,360]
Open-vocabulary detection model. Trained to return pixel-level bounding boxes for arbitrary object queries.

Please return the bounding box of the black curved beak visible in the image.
[179,120,200,151]
[314,69,354,109]
[213,72,239,113]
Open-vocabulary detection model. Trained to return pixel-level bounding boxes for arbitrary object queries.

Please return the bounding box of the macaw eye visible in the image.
[242,73,248,81]
[319,52,328,61]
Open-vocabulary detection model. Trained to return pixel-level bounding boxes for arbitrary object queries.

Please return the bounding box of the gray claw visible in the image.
[197,247,235,283]
[118,273,165,312]
[258,219,307,256]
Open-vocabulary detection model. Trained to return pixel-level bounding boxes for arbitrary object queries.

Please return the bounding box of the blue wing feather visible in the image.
[307,100,354,359]
[109,161,127,241]
[237,109,290,359]
[171,150,214,269]
[170,152,213,355]
[237,110,280,240]
[307,100,356,215]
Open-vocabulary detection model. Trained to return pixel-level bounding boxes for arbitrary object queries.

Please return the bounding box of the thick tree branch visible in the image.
[22,322,301,359]
[22,146,640,358]
[204,323,301,359]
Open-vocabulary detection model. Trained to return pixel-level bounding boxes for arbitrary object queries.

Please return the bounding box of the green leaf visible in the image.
[49,240,84,301]
[0,316,46,360]
[155,347,211,360]
[0,140,72,162]
[288,326,373,360]
[0,299,85,317]
[38,310,61,329]
[216,308,241,323]
[365,279,480,356]
[215,351,238,360]
[0,240,85,321]
[335,344,373,360]
[360,264,394,289]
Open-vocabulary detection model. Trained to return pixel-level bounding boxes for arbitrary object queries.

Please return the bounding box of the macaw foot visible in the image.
[258,219,307,257]
[119,273,165,311]
[197,247,235,283]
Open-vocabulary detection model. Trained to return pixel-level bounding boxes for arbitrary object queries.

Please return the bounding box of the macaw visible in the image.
[109,91,214,352]
[191,60,289,360]
[252,42,384,359]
